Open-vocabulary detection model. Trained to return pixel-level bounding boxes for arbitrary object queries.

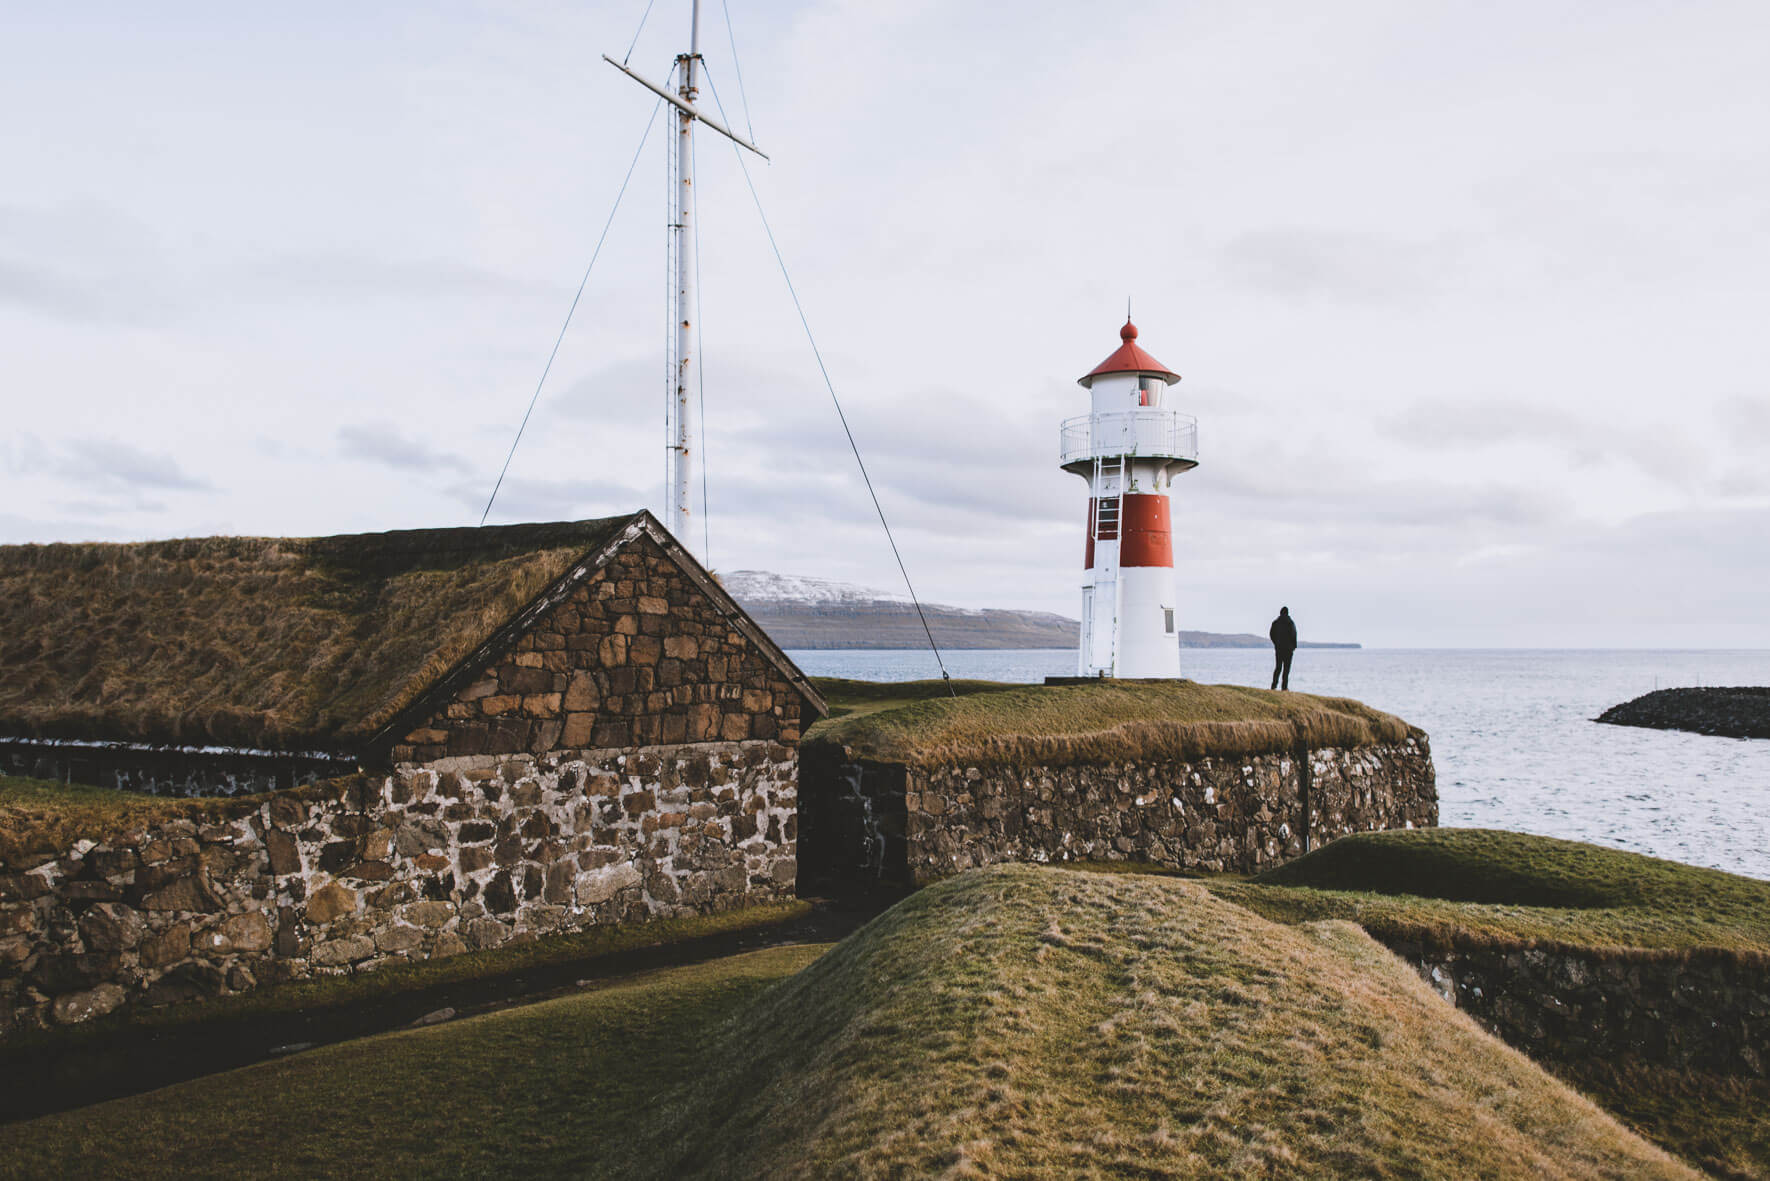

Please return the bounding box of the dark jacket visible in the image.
[1269,614,1298,651]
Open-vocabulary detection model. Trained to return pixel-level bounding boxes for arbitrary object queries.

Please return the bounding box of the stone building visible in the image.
[0,510,824,793]
[0,512,827,1031]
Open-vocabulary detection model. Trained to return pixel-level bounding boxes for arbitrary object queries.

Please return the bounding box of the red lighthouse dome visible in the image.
[1078,320,1181,389]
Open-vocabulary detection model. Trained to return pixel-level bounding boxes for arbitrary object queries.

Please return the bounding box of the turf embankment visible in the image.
[1194,829,1770,1178]
[806,676,1415,769]
[0,775,274,869]
[2,865,1695,1179]
[1209,827,1770,958]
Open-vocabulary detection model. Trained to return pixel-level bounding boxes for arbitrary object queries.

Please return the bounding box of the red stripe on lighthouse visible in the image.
[1119,495,1173,567]
[1086,495,1171,568]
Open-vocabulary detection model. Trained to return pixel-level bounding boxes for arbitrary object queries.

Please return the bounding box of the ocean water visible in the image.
[787,647,1770,881]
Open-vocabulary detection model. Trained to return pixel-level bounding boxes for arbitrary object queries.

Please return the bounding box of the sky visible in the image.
[3,1,1768,648]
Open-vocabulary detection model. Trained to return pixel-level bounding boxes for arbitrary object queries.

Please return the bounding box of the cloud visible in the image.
[1201,452,1570,532]
[1377,401,1710,490]
[0,202,175,326]
[337,423,467,472]
[238,253,564,304]
[57,439,211,494]
[1427,506,1770,644]
[54,496,168,517]
[1217,230,1461,304]
[0,510,129,545]
[0,260,110,325]
[445,475,650,524]
[1717,395,1770,445]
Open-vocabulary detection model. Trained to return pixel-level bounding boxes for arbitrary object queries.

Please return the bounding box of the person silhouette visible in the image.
[1269,607,1297,691]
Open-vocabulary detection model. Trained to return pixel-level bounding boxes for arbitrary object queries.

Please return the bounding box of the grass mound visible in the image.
[1212,829,1770,956]
[1,867,1695,1178]
[806,678,1416,769]
[622,865,1686,1178]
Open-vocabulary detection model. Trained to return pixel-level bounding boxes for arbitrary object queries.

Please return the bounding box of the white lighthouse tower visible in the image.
[1060,320,1199,678]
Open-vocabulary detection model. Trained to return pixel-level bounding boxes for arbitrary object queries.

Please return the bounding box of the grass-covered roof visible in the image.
[0,516,636,751]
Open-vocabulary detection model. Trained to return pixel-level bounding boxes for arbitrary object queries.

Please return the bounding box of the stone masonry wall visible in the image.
[0,741,796,1037]
[1400,941,1770,1078]
[800,737,1435,888]
[393,534,803,763]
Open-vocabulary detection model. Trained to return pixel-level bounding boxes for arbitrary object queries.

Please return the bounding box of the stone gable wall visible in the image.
[800,738,1436,888]
[0,742,796,1037]
[395,536,803,763]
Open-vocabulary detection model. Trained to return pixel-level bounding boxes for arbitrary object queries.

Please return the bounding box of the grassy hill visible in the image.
[2,865,1694,1179]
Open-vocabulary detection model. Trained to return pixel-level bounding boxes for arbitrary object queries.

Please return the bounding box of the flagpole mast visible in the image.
[669,2,701,553]
[604,4,766,560]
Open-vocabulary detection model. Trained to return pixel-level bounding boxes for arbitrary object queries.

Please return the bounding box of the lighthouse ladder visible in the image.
[1091,452,1125,675]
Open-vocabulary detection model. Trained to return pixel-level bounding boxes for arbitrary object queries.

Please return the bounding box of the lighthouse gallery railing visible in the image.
[1060,410,1198,466]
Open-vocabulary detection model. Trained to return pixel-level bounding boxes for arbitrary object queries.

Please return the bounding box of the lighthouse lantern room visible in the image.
[1060,320,1198,678]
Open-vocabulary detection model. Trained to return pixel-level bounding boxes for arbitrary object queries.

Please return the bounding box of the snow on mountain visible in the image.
[723,570,912,607]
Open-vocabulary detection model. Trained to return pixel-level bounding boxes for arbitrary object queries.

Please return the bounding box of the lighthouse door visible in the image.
[1078,587,1094,676]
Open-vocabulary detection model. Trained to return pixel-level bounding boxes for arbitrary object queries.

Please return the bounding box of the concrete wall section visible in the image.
[0,741,796,1037]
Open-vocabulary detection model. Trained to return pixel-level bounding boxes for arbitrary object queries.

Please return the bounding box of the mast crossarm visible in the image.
[601,55,769,160]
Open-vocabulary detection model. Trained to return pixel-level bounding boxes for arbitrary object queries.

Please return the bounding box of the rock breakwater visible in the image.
[1597,687,1770,740]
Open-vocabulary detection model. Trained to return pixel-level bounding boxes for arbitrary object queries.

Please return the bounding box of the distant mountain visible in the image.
[721,571,1359,651]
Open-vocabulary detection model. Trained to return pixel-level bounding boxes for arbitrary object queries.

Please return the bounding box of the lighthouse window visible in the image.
[1163,608,1175,634]
[1139,377,1162,407]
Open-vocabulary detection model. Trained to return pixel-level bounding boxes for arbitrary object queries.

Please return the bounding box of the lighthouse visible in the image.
[1060,320,1199,678]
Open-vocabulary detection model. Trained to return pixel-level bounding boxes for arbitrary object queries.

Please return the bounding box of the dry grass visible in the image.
[807,677,1416,769]
[0,518,632,749]
[620,865,1690,1178]
[0,867,1693,1179]
[1550,1058,1770,1181]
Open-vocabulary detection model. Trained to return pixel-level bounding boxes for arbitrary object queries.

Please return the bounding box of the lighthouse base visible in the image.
[1078,564,1181,679]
